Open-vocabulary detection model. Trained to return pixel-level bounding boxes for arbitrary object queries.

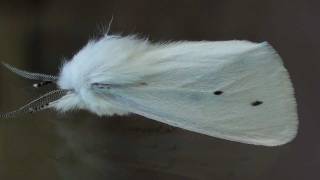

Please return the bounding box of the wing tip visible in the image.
[262,127,298,147]
[257,41,299,147]
[248,116,299,147]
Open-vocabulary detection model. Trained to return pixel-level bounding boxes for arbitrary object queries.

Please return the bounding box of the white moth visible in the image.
[0,34,298,146]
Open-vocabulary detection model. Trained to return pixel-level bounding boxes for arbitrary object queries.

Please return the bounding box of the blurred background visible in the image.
[0,0,319,179]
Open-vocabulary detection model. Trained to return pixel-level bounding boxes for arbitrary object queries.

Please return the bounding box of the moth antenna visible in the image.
[1,62,58,82]
[0,89,68,118]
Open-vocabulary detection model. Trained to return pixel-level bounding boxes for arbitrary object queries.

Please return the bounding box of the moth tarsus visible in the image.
[33,81,53,88]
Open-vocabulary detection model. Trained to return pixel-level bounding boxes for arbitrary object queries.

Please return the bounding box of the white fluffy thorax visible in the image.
[55,35,150,115]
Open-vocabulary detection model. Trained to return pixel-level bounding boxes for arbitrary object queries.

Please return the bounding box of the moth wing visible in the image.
[102,41,298,146]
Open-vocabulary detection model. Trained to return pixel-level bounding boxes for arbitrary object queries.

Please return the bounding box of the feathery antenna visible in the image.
[0,89,68,118]
[2,62,58,82]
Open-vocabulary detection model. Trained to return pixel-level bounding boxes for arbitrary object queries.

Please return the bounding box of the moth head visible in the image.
[0,62,77,118]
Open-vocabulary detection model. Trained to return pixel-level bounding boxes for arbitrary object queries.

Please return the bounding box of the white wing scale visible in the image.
[98,41,298,146]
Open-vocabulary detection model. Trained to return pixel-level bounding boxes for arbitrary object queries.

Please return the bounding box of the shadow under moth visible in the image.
[0,34,298,146]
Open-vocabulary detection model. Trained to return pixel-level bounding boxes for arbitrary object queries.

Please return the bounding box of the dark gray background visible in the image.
[0,0,319,179]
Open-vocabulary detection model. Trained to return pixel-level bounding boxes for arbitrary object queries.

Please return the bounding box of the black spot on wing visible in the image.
[251,101,263,106]
[213,91,223,95]
[140,82,148,86]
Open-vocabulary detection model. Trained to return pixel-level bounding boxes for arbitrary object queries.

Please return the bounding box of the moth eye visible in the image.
[213,91,223,95]
[251,101,263,106]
